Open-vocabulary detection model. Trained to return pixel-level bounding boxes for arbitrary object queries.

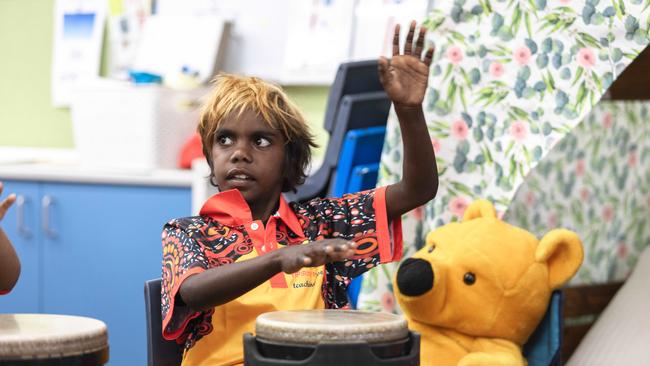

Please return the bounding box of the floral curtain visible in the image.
[357,0,650,312]
[506,101,650,285]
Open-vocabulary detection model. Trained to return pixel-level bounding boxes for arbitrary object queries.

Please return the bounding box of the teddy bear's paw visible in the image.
[458,352,524,366]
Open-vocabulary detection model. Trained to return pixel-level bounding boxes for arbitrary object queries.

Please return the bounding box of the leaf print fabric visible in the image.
[506,101,650,285]
[357,0,650,312]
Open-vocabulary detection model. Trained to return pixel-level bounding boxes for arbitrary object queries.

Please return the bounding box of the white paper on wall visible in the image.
[105,0,151,80]
[51,0,106,107]
[282,0,356,84]
[131,15,230,83]
[351,0,430,61]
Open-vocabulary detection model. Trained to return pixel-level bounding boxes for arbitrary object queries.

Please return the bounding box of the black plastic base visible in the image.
[243,331,420,365]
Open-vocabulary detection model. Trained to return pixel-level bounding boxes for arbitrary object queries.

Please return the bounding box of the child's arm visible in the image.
[379,21,439,220]
[0,182,20,293]
[179,239,356,311]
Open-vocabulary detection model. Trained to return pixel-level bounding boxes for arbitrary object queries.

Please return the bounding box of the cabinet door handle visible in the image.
[41,195,57,238]
[16,195,32,239]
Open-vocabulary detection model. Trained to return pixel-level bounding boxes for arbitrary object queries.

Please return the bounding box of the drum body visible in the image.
[244,310,420,366]
[0,314,109,366]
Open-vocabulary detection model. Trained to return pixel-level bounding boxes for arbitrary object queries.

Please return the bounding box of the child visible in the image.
[0,181,20,294]
[161,21,437,365]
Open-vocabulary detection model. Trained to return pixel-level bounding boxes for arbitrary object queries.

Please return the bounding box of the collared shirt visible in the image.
[161,187,402,363]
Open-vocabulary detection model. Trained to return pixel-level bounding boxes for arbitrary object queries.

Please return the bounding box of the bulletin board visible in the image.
[133,0,432,85]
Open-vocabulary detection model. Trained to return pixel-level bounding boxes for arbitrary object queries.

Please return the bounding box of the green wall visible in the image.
[0,0,73,148]
[283,86,329,158]
[0,0,329,156]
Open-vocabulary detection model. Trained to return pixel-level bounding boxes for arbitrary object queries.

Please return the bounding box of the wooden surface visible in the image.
[562,281,624,361]
[606,46,650,100]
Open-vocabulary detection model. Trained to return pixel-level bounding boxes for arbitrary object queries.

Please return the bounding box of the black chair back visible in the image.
[144,278,183,366]
[287,91,390,203]
[323,60,385,133]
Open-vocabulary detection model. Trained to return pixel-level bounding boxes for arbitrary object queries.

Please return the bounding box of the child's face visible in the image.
[211,109,286,208]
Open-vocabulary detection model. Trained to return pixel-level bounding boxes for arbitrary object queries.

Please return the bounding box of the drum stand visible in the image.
[243,331,420,366]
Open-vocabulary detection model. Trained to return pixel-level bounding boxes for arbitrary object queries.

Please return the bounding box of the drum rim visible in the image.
[0,314,108,360]
[255,310,409,345]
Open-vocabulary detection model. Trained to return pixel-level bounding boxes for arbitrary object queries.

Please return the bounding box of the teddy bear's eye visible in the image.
[463,272,476,285]
[428,243,436,253]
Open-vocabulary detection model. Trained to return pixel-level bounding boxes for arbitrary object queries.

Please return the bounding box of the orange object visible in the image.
[178,133,205,169]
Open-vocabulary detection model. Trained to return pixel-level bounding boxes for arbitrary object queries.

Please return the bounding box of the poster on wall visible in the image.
[51,0,106,107]
[282,0,355,84]
[105,0,152,79]
[149,0,357,85]
[351,0,431,61]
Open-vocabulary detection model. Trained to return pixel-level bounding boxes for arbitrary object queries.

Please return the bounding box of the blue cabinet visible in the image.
[0,180,191,366]
[0,181,40,313]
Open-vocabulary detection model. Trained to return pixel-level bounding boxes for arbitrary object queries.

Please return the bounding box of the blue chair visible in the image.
[286,59,389,204]
[287,92,390,203]
[347,164,380,197]
[340,163,381,310]
[322,60,386,134]
[523,290,564,366]
[144,278,183,366]
[332,126,386,197]
[327,127,387,308]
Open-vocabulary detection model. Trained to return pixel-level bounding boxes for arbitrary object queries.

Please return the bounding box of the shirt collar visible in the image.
[199,189,305,238]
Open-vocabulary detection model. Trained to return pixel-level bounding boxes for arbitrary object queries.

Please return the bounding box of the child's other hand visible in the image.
[279,239,357,274]
[0,182,16,221]
[378,21,434,108]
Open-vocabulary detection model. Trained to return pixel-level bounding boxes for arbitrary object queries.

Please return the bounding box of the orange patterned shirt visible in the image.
[161,187,402,356]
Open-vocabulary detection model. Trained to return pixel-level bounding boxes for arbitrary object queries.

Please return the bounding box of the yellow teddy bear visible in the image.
[393,200,583,366]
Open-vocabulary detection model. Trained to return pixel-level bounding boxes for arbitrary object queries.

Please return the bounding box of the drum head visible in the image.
[0,314,108,360]
[255,310,408,345]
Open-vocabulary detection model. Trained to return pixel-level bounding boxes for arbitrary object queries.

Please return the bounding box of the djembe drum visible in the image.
[244,310,420,365]
[0,314,109,366]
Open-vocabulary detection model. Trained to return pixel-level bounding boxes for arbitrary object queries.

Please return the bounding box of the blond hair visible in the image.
[198,74,317,192]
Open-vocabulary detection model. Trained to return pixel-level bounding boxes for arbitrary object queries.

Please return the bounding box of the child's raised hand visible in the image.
[378,21,434,108]
[278,239,357,274]
[0,182,16,221]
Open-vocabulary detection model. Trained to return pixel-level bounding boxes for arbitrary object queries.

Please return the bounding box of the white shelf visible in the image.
[0,162,193,188]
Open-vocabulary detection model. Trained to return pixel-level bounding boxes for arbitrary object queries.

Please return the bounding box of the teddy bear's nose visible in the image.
[396,258,434,296]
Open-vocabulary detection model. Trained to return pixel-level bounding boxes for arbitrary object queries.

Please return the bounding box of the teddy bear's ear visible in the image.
[535,229,584,289]
[462,199,497,221]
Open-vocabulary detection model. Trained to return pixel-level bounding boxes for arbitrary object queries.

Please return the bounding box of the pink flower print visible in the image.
[525,191,536,205]
[602,205,614,222]
[559,0,571,3]
[509,121,528,141]
[451,120,469,139]
[447,45,464,65]
[547,213,558,228]
[603,112,613,128]
[431,138,441,153]
[580,187,590,201]
[577,48,596,68]
[617,242,628,259]
[489,61,504,78]
[513,46,532,66]
[628,151,637,167]
[449,197,469,217]
[576,159,586,177]
[381,292,396,313]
